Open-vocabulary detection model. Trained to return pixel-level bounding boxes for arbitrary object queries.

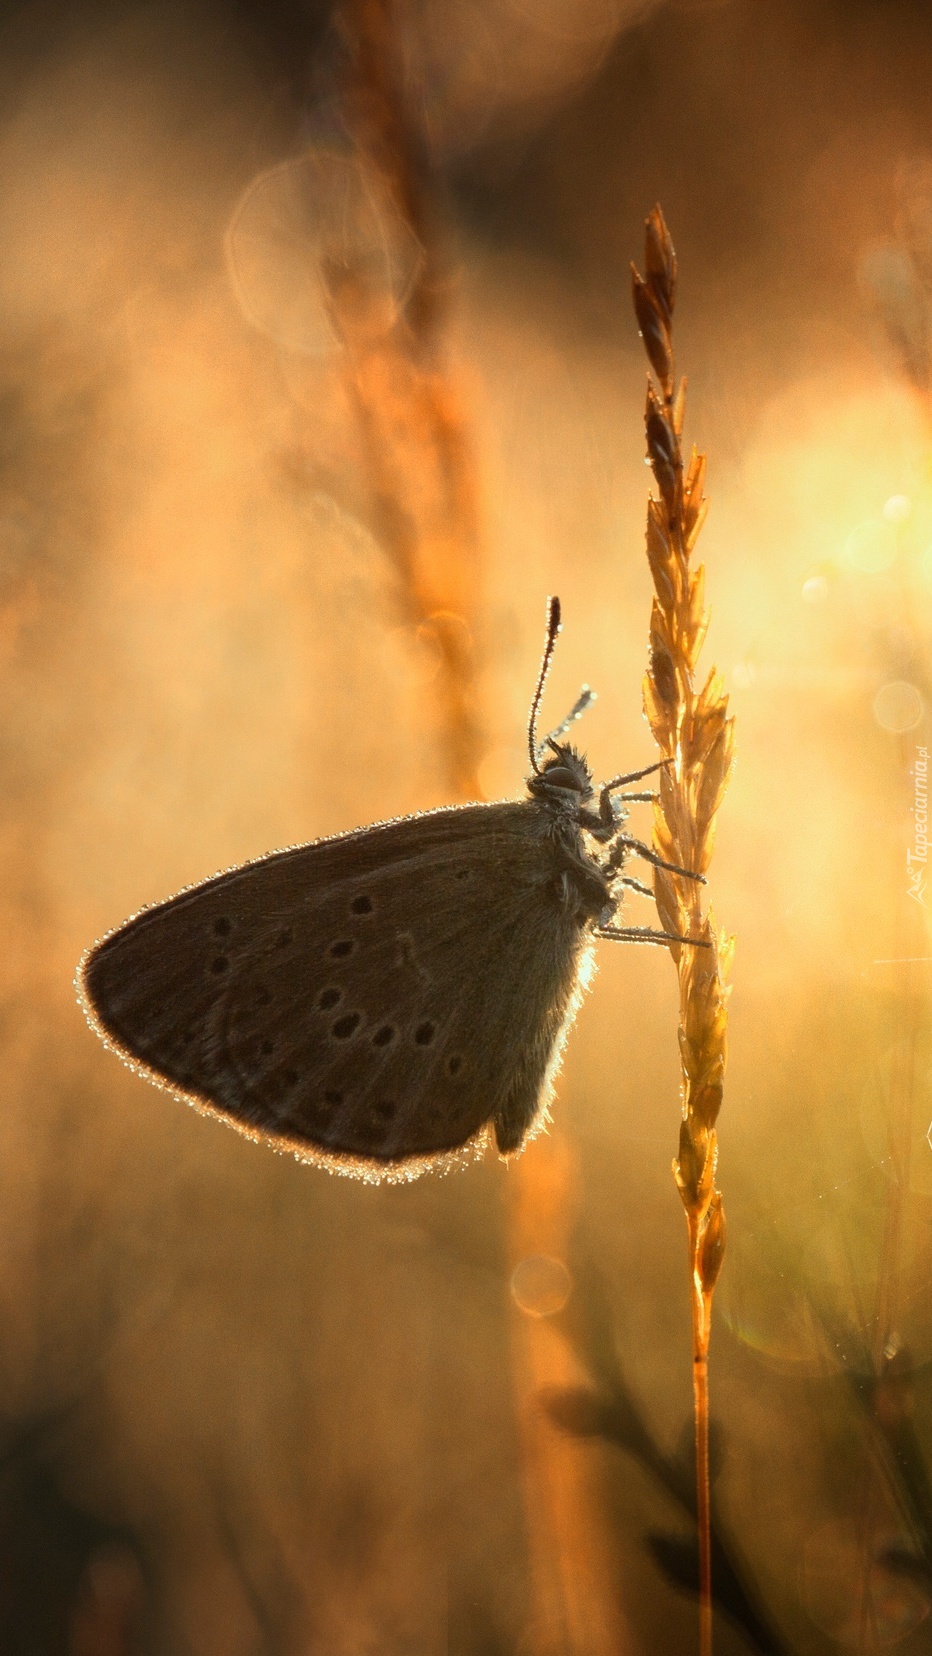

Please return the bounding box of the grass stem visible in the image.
[632,204,734,1656]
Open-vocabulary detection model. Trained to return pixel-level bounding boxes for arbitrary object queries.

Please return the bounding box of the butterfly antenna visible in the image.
[536,685,597,763]
[528,596,562,776]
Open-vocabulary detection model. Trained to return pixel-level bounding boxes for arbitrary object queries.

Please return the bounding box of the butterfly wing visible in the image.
[78,802,591,1180]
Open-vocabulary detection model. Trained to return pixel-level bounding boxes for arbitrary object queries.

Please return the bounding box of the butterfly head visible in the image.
[527,741,594,807]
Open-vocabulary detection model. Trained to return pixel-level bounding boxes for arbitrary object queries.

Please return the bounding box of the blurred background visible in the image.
[0,0,931,1649]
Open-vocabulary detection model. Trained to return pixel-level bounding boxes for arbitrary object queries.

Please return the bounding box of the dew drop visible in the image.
[801,576,827,605]
[884,493,911,524]
[874,680,924,733]
[510,1255,572,1318]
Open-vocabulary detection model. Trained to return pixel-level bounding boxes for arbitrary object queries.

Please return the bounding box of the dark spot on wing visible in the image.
[455,869,471,881]
[213,917,232,937]
[414,1021,435,1046]
[318,988,341,1010]
[448,1055,463,1075]
[276,927,293,948]
[211,956,229,974]
[351,895,373,914]
[331,1012,360,1039]
[323,1089,342,1106]
[329,939,355,959]
[283,1068,299,1087]
[255,986,272,1007]
[373,1100,396,1121]
[260,1039,274,1056]
[372,1025,395,1047]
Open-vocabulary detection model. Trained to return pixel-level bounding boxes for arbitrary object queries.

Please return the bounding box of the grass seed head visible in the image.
[633,206,734,1328]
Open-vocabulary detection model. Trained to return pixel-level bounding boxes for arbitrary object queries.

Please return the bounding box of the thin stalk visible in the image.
[689,1208,713,1656]
[632,205,735,1656]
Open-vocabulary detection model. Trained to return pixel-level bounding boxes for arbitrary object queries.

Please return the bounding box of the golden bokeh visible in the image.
[0,0,931,1651]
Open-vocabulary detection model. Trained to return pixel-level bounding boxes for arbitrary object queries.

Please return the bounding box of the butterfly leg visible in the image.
[580,760,670,842]
[604,833,706,884]
[597,923,711,948]
[579,796,657,844]
[601,758,669,793]
[597,759,670,817]
[616,874,653,898]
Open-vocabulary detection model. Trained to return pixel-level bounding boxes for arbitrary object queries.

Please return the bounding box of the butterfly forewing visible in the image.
[81,802,590,1175]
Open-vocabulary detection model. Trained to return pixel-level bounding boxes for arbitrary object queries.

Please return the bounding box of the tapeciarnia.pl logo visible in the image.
[908,745,929,906]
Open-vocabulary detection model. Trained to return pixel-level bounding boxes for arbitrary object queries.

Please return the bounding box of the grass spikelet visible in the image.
[632,205,735,1656]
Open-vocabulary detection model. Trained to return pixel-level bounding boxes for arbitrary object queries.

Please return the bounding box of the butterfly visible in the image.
[76,598,706,1183]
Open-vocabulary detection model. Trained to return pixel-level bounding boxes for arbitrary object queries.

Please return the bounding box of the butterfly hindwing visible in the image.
[81,802,590,1174]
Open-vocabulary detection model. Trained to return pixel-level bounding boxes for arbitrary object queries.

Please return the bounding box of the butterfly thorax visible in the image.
[525,744,619,925]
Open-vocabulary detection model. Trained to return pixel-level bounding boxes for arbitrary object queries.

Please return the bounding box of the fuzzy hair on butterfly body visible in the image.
[77,599,706,1184]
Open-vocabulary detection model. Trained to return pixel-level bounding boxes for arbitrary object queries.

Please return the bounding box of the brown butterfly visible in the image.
[77,598,705,1182]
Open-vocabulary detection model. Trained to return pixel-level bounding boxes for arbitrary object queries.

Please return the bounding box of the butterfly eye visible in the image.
[542,766,577,789]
